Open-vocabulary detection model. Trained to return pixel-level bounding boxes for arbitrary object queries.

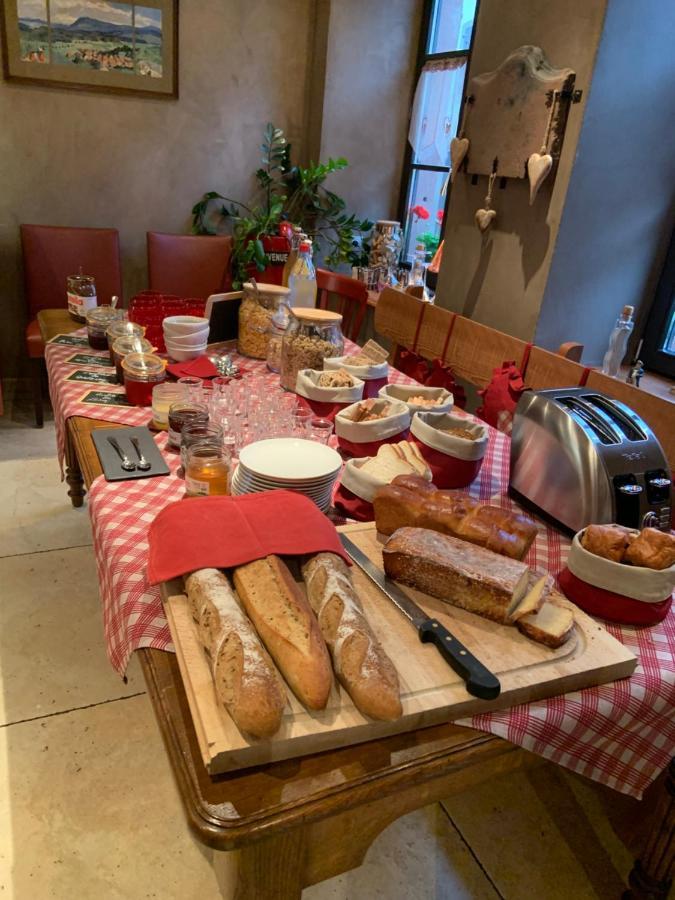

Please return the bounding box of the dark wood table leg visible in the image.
[625,758,674,900]
[64,427,86,508]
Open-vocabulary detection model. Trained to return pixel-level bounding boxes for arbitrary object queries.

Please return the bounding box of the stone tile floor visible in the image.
[0,380,645,898]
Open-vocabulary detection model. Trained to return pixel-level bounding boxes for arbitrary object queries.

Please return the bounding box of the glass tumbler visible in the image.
[177,376,204,403]
[309,417,334,444]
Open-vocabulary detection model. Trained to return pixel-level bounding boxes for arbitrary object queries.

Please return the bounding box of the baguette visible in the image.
[302,553,402,721]
[184,569,286,738]
[233,555,333,710]
[382,527,531,624]
[374,476,537,560]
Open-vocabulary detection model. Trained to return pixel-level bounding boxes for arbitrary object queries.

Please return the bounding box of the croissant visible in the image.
[623,528,675,570]
[581,524,630,562]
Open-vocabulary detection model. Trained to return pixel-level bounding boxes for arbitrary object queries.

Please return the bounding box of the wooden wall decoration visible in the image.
[462,46,577,181]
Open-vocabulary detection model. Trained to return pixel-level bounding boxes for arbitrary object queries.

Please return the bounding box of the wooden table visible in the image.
[62,413,674,899]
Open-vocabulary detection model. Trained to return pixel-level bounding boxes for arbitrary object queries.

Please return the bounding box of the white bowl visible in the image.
[162,327,210,348]
[162,315,210,336]
[165,343,207,362]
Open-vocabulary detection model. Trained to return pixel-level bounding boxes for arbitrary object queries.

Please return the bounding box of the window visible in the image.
[642,228,675,378]
[399,0,478,262]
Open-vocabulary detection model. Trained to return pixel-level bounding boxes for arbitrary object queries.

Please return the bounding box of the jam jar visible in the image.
[151,383,187,431]
[167,400,209,449]
[121,352,166,407]
[280,308,344,391]
[111,335,153,384]
[106,320,146,360]
[237,282,290,359]
[86,306,125,351]
[67,271,97,322]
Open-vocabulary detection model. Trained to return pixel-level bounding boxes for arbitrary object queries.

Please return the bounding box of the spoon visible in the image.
[108,436,136,471]
[130,436,151,471]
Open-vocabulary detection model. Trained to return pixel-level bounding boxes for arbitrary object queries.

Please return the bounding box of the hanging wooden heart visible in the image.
[450,137,470,182]
[475,208,496,232]
[527,152,553,205]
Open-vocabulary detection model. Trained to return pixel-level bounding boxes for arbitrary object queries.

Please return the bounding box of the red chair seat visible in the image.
[26,318,44,358]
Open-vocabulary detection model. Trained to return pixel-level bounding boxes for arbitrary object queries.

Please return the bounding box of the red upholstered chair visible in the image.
[21,224,122,427]
[316,268,368,343]
[147,233,233,299]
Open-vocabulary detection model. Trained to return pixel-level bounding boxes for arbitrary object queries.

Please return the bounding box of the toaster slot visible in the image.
[582,395,648,442]
[613,474,643,528]
[557,397,620,445]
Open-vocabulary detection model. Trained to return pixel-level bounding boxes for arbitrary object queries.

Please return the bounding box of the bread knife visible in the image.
[340,535,501,700]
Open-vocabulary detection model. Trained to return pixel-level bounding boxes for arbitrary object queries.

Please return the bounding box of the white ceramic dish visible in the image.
[239,438,341,481]
[162,327,210,347]
[165,344,207,362]
[162,315,210,336]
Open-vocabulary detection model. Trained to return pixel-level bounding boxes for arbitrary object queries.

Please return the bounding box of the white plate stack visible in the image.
[231,438,342,513]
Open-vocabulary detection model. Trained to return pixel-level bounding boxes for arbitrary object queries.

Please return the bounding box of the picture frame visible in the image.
[0,0,178,98]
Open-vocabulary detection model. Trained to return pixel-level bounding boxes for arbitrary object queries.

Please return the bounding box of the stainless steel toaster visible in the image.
[509,388,672,533]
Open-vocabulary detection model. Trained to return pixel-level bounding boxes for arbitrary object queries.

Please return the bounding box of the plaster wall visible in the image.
[319,0,422,223]
[0,0,314,376]
[435,0,608,342]
[535,0,675,364]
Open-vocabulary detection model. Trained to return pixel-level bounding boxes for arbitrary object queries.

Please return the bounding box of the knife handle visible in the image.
[419,619,501,700]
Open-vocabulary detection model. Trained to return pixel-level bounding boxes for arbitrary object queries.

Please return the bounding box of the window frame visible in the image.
[397,0,480,257]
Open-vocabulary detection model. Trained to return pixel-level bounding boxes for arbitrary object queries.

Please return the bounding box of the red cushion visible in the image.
[26,318,44,358]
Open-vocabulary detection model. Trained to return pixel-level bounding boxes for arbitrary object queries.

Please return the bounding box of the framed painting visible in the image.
[0,0,177,97]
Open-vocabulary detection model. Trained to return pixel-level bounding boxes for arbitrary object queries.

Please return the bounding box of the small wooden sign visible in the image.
[65,352,115,368]
[80,390,131,407]
[66,369,119,386]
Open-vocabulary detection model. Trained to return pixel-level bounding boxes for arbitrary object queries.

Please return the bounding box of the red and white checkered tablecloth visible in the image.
[46,337,675,798]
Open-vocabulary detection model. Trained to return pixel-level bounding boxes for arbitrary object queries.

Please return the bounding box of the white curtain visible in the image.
[408,57,468,166]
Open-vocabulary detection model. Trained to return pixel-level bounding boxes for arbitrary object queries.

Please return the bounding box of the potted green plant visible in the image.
[191,124,373,288]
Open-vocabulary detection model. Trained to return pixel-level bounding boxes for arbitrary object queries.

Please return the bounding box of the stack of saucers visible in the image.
[231,438,342,513]
[163,316,210,362]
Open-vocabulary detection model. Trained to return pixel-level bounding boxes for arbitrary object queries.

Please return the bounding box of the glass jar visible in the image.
[280,308,344,392]
[180,422,224,468]
[151,383,186,431]
[67,272,97,323]
[368,220,402,276]
[107,320,146,360]
[111,335,152,383]
[121,352,166,407]
[184,444,230,497]
[266,300,290,373]
[86,305,125,350]
[237,282,290,359]
[167,400,209,449]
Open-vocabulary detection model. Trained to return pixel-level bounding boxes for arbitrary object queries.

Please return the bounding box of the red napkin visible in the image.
[147,490,351,584]
[166,355,219,380]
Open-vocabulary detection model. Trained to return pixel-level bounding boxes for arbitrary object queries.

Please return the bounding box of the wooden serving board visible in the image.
[161,523,637,775]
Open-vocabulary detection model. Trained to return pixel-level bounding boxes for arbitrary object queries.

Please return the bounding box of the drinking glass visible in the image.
[309,417,334,444]
[177,376,204,403]
[292,407,313,435]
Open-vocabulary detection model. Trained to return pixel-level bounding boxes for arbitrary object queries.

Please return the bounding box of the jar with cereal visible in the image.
[237,282,290,359]
[280,308,344,392]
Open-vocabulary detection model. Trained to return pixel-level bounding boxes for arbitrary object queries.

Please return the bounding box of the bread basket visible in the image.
[294,368,365,421]
[410,411,488,488]
[558,527,674,625]
[334,399,410,457]
[378,383,454,414]
[324,356,388,398]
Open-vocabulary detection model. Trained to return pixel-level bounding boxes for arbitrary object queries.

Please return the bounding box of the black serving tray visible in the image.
[92,426,170,482]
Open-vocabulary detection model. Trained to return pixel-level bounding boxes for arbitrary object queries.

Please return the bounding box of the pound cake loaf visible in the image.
[185,568,287,738]
[302,552,402,721]
[233,555,333,710]
[382,527,532,624]
[374,475,537,560]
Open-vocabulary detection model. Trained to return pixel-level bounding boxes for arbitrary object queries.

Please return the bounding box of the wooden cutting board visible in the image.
[161,522,637,774]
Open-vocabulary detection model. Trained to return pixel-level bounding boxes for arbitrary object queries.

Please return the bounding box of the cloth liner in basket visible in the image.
[558,528,674,626]
[334,398,411,457]
[378,382,454,414]
[410,411,488,488]
[324,356,389,398]
[294,368,365,421]
[334,454,433,521]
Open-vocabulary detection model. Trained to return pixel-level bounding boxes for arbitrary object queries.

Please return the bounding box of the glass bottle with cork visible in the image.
[602,305,635,377]
[288,238,317,309]
[282,226,304,287]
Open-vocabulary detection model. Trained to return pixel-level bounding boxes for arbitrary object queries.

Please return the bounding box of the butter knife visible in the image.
[340,535,501,700]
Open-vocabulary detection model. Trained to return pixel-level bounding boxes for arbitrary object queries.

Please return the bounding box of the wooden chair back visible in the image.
[316,268,368,342]
[525,346,587,390]
[147,232,233,299]
[585,371,675,475]
[21,224,122,315]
